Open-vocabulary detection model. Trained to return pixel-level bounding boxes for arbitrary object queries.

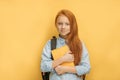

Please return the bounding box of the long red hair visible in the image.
[55,9,82,65]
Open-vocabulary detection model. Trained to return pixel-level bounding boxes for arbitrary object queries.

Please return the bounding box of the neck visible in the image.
[59,34,67,39]
[59,34,69,44]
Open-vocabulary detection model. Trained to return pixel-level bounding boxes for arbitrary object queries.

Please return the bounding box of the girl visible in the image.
[41,9,91,80]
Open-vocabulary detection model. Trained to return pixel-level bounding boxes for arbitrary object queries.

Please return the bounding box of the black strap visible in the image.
[50,36,57,60]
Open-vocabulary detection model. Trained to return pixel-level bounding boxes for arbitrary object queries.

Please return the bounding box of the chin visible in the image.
[61,33,67,36]
[60,32,69,36]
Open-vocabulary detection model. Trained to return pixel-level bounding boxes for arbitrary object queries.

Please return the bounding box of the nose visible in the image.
[61,24,65,28]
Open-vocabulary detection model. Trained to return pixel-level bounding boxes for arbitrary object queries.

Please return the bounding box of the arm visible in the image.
[75,42,91,76]
[52,51,74,68]
[55,66,76,75]
[55,42,91,75]
[41,40,74,72]
[40,40,55,72]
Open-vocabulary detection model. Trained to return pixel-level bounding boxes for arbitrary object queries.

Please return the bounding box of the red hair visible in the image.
[55,9,82,65]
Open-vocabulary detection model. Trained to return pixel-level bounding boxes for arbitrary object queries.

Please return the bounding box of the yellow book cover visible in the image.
[51,45,74,67]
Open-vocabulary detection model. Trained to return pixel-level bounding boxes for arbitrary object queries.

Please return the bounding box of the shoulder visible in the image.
[80,40,86,47]
[80,40,88,53]
[43,36,58,48]
[43,39,51,50]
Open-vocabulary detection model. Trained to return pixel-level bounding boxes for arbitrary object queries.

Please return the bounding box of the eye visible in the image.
[57,22,63,25]
[65,23,70,26]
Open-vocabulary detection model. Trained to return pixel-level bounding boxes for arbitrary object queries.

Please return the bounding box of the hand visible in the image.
[61,51,74,62]
[55,66,66,75]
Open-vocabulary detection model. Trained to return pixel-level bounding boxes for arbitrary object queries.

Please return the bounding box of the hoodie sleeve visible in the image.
[75,42,91,76]
[40,40,55,72]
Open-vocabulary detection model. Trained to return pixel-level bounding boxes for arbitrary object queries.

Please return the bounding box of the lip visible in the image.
[60,30,65,33]
[60,28,65,31]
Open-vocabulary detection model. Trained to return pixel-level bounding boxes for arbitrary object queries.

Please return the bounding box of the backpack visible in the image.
[41,36,86,80]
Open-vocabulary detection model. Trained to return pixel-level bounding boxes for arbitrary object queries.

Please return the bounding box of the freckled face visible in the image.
[56,15,70,37]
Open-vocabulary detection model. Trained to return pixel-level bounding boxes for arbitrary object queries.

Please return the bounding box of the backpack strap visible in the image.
[50,36,57,60]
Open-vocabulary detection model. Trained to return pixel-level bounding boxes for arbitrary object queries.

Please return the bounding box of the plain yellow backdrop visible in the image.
[0,0,120,80]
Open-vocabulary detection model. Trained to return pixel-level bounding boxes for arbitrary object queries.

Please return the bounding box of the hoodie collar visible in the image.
[58,35,66,45]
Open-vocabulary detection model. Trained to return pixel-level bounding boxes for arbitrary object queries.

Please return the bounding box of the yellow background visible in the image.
[0,0,120,80]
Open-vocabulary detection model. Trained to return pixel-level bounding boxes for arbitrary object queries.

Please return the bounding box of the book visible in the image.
[51,45,74,67]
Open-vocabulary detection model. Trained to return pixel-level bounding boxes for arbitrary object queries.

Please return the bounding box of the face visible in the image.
[56,15,70,37]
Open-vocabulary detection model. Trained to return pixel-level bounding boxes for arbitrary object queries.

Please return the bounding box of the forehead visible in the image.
[57,15,70,22]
